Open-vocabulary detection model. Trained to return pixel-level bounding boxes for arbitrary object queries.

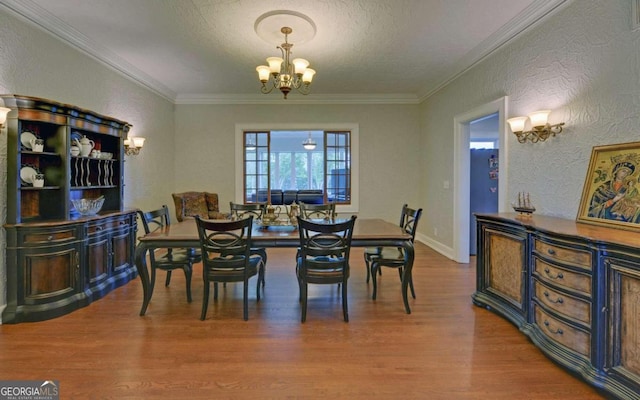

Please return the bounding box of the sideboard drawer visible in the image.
[533,258,591,296]
[534,238,591,270]
[533,279,591,326]
[534,304,590,358]
[21,227,79,246]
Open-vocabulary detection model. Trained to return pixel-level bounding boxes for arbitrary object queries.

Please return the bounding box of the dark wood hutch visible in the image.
[473,213,640,400]
[1,95,137,323]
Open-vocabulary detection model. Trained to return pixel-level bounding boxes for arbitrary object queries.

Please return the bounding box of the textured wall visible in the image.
[420,0,640,249]
[0,9,175,320]
[174,103,421,219]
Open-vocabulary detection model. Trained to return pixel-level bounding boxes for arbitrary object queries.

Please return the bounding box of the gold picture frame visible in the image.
[577,141,640,231]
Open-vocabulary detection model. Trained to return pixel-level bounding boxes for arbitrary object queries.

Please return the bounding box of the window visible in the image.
[241,130,352,206]
[469,141,496,149]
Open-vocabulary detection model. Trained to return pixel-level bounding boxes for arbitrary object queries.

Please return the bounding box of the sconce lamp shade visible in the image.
[507,116,528,133]
[124,136,146,156]
[508,110,565,144]
[528,110,551,128]
[0,107,10,127]
[132,137,146,147]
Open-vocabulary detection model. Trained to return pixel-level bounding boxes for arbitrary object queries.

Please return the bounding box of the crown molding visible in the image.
[175,93,421,105]
[0,0,177,102]
[417,0,572,102]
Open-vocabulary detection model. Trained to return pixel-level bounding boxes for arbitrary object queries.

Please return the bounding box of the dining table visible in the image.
[134,218,415,316]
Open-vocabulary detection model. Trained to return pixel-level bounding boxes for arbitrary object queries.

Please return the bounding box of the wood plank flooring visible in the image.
[0,244,605,399]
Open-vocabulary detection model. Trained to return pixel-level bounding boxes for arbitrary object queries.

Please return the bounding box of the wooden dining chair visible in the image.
[137,205,201,303]
[365,204,422,303]
[195,215,264,321]
[299,202,336,220]
[229,202,268,287]
[296,216,357,322]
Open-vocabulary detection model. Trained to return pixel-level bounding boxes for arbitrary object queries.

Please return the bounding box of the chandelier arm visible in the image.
[296,84,311,95]
[260,83,275,94]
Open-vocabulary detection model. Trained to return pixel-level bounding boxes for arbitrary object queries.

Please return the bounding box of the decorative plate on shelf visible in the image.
[20,130,37,149]
[70,131,82,143]
[20,165,39,185]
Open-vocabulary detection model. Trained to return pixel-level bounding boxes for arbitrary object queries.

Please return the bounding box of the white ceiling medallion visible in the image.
[254,10,316,45]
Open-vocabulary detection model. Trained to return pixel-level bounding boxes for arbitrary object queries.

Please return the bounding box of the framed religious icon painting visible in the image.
[577,141,640,231]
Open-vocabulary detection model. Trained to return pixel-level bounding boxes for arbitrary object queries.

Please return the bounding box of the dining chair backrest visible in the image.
[229,202,266,221]
[399,203,423,241]
[299,202,336,220]
[137,204,171,234]
[196,216,254,261]
[297,216,357,266]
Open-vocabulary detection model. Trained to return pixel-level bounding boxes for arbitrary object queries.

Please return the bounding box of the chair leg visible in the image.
[243,279,249,321]
[342,278,349,322]
[364,254,371,283]
[259,249,267,287]
[214,282,219,300]
[301,282,308,322]
[256,267,262,302]
[371,262,379,300]
[183,265,193,303]
[165,270,172,287]
[149,267,157,300]
[398,266,416,299]
[200,281,209,320]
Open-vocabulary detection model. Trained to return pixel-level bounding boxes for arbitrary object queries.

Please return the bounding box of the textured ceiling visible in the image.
[1,0,569,103]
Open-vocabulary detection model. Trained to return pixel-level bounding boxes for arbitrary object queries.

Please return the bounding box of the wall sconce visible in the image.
[0,107,11,129]
[124,137,146,156]
[507,110,565,143]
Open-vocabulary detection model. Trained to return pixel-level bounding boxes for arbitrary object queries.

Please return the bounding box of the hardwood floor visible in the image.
[0,243,605,399]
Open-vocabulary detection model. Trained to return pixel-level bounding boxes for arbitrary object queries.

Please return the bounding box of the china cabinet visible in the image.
[1,95,137,323]
[473,213,640,400]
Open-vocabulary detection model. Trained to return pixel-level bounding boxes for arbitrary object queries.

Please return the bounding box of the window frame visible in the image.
[235,123,359,213]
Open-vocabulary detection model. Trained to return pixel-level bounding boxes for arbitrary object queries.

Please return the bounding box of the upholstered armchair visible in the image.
[172,191,228,222]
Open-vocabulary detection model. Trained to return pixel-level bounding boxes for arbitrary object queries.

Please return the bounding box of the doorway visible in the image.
[452,97,508,263]
[469,114,499,255]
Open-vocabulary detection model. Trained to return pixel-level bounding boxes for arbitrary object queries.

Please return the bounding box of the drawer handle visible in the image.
[96,226,103,231]
[543,268,563,280]
[543,320,564,335]
[547,248,556,255]
[47,235,54,241]
[543,291,564,304]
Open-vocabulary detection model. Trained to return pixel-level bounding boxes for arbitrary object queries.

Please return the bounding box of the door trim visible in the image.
[453,96,508,263]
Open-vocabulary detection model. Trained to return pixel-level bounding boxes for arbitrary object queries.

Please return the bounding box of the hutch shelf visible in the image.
[2,94,137,323]
[473,213,640,400]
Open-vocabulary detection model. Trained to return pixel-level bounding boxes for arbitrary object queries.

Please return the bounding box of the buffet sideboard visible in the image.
[473,213,640,400]
[1,95,137,323]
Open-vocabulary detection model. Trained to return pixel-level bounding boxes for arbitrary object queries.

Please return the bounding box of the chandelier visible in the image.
[302,132,316,150]
[256,26,316,99]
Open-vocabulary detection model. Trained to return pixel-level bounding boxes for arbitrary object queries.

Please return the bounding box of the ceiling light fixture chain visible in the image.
[256,26,316,99]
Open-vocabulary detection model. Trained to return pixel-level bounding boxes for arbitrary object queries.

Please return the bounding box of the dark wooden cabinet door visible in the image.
[87,232,110,287]
[20,243,80,305]
[111,225,132,275]
[606,257,640,394]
